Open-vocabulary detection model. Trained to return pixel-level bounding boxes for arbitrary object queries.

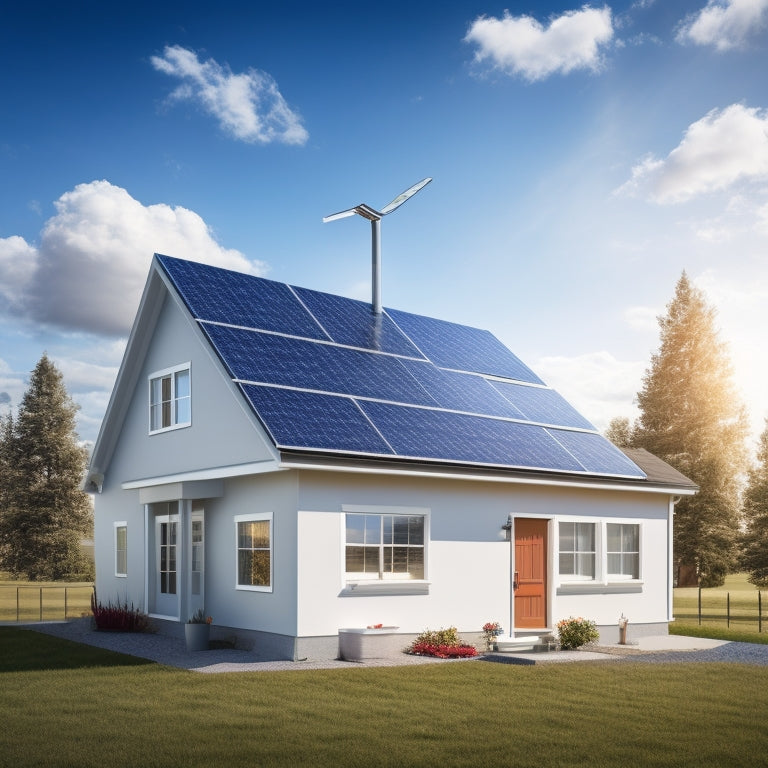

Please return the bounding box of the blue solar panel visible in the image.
[358,402,585,471]
[158,255,327,340]
[547,429,646,478]
[241,385,394,455]
[155,255,648,481]
[387,308,543,384]
[203,324,438,406]
[491,382,595,430]
[292,286,425,357]
[400,360,525,418]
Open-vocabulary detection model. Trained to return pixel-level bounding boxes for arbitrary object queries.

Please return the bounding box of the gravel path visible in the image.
[17,619,768,671]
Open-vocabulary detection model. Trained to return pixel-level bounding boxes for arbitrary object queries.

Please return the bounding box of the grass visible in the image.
[0,580,93,622]
[674,572,767,636]
[1,628,768,767]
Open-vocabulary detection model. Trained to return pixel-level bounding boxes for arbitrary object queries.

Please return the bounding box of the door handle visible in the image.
[513,571,519,590]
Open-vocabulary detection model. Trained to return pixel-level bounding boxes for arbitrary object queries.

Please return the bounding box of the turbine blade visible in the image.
[322,207,359,223]
[380,177,432,215]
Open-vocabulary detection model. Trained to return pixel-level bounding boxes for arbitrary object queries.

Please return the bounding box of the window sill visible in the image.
[340,581,430,597]
[149,422,191,436]
[557,581,643,595]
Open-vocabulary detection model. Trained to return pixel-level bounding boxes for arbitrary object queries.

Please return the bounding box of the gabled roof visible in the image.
[155,254,648,483]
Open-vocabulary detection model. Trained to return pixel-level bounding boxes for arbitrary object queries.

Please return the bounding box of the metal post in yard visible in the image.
[760,591,762,634]
[39,587,43,621]
[727,592,730,629]
[698,585,702,625]
[16,587,20,622]
[65,587,68,620]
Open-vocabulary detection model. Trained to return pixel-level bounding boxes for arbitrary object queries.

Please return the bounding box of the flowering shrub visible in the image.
[407,627,477,658]
[91,590,152,632]
[409,642,478,658]
[482,621,503,643]
[556,616,599,650]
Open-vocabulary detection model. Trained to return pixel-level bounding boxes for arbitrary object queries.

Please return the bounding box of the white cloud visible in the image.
[0,180,267,336]
[677,0,768,50]
[623,305,659,331]
[464,5,614,81]
[617,104,768,203]
[151,45,308,146]
[534,350,645,432]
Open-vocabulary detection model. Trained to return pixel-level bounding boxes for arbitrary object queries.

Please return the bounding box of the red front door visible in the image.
[514,518,548,629]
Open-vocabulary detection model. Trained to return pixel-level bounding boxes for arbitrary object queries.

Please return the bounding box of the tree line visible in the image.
[0,354,93,581]
[606,273,767,588]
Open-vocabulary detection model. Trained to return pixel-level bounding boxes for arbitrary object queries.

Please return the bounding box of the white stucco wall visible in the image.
[93,288,277,614]
[294,471,673,639]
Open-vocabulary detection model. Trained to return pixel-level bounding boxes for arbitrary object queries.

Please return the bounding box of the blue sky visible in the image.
[1,0,767,449]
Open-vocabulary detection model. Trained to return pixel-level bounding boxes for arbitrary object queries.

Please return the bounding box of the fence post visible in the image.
[64,587,68,620]
[16,587,19,622]
[760,591,763,634]
[39,587,43,621]
[698,585,702,625]
[727,592,730,629]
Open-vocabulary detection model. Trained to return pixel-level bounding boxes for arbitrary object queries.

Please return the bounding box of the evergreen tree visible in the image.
[633,273,749,587]
[0,354,93,580]
[605,416,634,448]
[742,421,768,586]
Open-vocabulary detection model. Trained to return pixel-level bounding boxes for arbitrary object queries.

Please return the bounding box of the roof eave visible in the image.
[276,450,698,496]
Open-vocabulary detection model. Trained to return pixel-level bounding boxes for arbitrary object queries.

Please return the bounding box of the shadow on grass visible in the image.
[0,627,154,673]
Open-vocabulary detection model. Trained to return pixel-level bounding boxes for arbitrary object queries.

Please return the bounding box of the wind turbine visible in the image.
[323,177,432,315]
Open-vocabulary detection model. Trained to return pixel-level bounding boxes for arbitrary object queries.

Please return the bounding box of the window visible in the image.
[149,364,191,433]
[345,513,424,581]
[236,513,272,591]
[558,522,596,581]
[159,518,177,594]
[114,522,127,577]
[558,520,642,587]
[607,523,640,580]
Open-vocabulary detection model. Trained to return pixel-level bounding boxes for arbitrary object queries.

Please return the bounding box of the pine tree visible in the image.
[605,416,634,448]
[742,421,768,586]
[633,273,749,587]
[0,354,93,580]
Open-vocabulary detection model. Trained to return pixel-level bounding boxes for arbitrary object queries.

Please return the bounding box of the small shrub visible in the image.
[556,616,599,650]
[91,590,152,632]
[407,627,477,658]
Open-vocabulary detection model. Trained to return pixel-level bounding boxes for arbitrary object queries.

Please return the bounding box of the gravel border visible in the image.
[16,619,768,670]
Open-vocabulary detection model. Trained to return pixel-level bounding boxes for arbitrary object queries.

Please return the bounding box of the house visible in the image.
[86,254,697,660]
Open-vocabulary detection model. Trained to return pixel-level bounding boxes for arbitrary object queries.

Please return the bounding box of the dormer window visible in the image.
[149,363,191,433]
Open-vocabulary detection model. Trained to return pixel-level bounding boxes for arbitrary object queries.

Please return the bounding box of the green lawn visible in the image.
[1,627,767,768]
[674,572,766,634]
[0,580,93,622]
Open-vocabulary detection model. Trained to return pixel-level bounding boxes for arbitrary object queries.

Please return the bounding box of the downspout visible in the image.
[668,496,681,623]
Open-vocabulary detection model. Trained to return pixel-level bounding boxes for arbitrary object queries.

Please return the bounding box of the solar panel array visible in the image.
[157,255,646,480]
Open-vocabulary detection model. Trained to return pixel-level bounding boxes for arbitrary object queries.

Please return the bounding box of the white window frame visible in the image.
[606,522,641,581]
[341,505,430,595]
[557,518,643,588]
[114,521,127,578]
[235,512,273,593]
[148,362,191,434]
[557,520,597,583]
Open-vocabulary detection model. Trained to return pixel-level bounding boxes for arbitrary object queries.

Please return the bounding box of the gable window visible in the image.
[149,364,191,433]
[114,522,127,577]
[235,513,272,591]
[607,523,640,580]
[345,513,425,581]
[558,522,596,581]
